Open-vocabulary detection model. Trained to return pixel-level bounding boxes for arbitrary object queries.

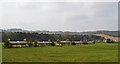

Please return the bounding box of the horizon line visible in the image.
[0,28,119,32]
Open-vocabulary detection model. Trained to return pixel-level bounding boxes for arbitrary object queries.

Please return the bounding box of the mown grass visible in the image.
[2,42,118,62]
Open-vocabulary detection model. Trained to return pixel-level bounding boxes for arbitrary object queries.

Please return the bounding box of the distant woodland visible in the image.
[1,32,104,42]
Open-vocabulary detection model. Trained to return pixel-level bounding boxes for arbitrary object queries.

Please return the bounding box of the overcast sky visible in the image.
[1,2,118,32]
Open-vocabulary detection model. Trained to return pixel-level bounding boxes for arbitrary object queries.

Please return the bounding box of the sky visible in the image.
[0,1,118,32]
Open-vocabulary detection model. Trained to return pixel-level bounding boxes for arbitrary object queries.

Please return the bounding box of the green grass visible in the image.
[2,42,118,62]
[0,43,2,63]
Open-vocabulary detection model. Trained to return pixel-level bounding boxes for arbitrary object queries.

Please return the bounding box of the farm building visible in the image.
[74,41,94,44]
[9,41,28,48]
[104,39,115,43]
[87,41,95,44]
[74,41,83,44]
[37,41,52,46]
[60,41,71,45]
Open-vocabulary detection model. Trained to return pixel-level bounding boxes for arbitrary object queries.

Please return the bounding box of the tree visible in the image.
[28,41,33,47]
[34,40,38,47]
[4,38,10,48]
[2,32,105,43]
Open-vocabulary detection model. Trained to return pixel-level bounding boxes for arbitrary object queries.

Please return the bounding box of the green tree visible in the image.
[34,40,38,47]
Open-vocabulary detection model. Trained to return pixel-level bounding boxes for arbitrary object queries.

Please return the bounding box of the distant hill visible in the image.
[0,28,119,37]
[80,31,119,37]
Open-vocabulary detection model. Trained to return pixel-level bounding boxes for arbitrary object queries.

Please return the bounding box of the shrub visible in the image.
[28,41,33,47]
[34,40,38,47]
[4,41,10,48]
[71,42,76,45]
[51,42,55,46]
[93,41,95,44]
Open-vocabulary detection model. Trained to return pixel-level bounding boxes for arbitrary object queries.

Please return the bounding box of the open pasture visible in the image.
[2,42,118,62]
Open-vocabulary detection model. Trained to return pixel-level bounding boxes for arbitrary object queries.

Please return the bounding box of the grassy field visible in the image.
[2,42,118,62]
[0,43,2,64]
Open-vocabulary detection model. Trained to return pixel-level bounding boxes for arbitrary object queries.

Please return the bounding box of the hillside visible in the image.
[1,29,119,37]
[95,34,120,41]
[81,31,119,37]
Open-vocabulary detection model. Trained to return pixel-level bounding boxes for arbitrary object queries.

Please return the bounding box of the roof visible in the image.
[60,41,71,43]
[38,41,52,44]
[87,41,93,43]
[9,41,27,44]
[75,41,93,44]
[74,41,83,43]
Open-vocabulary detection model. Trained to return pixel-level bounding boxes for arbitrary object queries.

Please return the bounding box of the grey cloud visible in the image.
[2,2,118,32]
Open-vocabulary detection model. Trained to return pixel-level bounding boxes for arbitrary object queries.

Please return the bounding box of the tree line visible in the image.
[2,32,104,42]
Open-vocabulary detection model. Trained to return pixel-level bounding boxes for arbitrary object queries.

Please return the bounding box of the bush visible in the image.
[93,41,95,44]
[71,42,76,45]
[51,42,55,46]
[28,42,33,47]
[4,41,10,48]
[34,41,38,47]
